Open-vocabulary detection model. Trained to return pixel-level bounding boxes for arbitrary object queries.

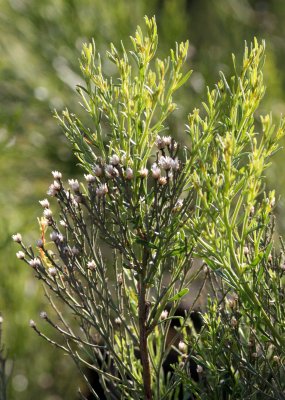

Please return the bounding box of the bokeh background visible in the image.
[1,0,285,398]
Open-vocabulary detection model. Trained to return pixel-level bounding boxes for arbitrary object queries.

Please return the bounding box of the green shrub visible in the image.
[14,17,285,399]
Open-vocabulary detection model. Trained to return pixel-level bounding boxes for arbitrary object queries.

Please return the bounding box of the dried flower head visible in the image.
[105,165,119,179]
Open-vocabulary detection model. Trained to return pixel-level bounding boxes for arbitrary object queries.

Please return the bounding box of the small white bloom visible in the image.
[40,311,47,319]
[93,165,103,177]
[12,233,22,243]
[50,231,58,241]
[125,167,133,180]
[29,258,41,268]
[47,181,61,196]
[84,174,96,183]
[16,251,25,259]
[39,199,50,208]
[87,260,96,270]
[51,171,62,180]
[105,165,119,179]
[162,136,172,146]
[109,154,120,165]
[48,267,57,277]
[151,164,161,179]
[178,341,187,353]
[68,179,80,192]
[115,317,122,325]
[155,135,166,150]
[43,208,53,219]
[196,365,203,374]
[139,168,148,178]
[60,220,67,227]
[29,319,36,328]
[243,246,249,256]
[71,246,79,256]
[160,310,168,320]
[231,316,238,327]
[171,158,180,171]
[158,156,173,170]
[96,183,108,197]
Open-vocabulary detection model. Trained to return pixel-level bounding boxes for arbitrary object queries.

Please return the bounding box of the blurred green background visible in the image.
[1,0,285,398]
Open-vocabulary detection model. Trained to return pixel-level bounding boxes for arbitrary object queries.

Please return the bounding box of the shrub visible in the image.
[13,17,285,399]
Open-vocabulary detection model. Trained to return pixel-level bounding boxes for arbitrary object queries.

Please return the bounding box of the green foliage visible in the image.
[14,17,285,399]
[3,2,285,400]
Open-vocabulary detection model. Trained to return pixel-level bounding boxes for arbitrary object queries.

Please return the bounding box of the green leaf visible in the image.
[169,288,189,302]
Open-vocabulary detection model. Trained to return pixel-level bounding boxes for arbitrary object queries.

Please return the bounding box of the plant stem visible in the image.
[138,250,152,400]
